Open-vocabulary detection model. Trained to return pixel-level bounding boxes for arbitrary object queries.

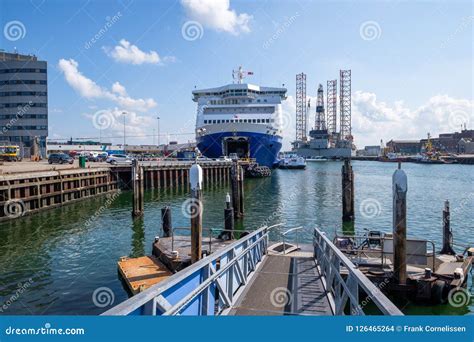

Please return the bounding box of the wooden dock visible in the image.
[118,256,172,295]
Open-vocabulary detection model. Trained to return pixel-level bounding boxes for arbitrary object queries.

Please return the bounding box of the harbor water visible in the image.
[0,161,472,315]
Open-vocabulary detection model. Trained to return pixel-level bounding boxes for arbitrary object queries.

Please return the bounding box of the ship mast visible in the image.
[232,66,253,84]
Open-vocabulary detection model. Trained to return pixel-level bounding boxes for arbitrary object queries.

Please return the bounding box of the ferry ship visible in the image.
[194,67,287,167]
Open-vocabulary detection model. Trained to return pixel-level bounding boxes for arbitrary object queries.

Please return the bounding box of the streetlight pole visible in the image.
[157,116,160,146]
[122,111,127,151]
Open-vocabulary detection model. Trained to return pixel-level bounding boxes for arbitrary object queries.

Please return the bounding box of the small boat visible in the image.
[278,155,306,169]
[306,156,328,162]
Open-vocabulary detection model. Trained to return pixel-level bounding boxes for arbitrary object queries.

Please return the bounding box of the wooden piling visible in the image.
[230,161,241,219]
[342,159,354,222]
[223,193,234,240]
[190,164,203,263]
[239,165,245,217]
[132,160,144,217]
[440,200,455,255]
[392,165,407,285]
[161,206,172,238]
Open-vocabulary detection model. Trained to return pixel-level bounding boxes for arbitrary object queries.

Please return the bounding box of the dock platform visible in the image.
[118,256,172,294]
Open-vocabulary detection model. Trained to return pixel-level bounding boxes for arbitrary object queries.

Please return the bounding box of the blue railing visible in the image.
[103,224,278,316]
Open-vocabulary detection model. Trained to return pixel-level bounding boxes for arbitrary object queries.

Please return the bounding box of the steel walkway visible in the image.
[230,255,332,315]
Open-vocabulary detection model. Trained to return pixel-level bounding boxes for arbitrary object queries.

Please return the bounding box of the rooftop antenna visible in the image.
[232,66,253,84]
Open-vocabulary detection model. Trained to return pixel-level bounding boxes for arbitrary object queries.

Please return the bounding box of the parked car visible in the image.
[48,153,74,164]
[106,154,132,165]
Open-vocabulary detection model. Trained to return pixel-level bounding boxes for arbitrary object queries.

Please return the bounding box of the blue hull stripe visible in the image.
[197,131,282,167]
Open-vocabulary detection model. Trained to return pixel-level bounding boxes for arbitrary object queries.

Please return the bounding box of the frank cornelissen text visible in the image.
[346,325,467,333]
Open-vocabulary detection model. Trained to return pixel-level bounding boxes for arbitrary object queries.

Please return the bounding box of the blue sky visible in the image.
[1,0,473,148]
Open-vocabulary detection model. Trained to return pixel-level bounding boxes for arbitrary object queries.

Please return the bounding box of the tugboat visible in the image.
[278,154,306,169]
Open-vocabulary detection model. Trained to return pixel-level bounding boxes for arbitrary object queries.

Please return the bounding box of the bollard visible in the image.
[221,193,234,240]
[342,159,354,222]
[392,165,407,285]
[190,163,203,263]
[132,159,144,217]
[231,161,241,219]
[440,200,456,255]
[161,206,172,238]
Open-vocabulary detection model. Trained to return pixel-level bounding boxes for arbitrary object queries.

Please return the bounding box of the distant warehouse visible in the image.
[386,140,421,155]
[0,51,48,157]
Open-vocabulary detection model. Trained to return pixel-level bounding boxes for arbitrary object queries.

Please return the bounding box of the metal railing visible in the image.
[104,224,281,316]
[170,227,256,254]
[281,226,303,254]
[314,228,403,316]
[333,232,436,271]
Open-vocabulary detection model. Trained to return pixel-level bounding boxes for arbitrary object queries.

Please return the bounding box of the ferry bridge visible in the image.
[104,225,402,316]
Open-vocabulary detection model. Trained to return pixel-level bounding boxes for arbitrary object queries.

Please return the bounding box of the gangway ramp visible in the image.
[230,255,332,315]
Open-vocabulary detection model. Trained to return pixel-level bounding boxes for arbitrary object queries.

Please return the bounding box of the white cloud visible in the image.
[83,108,155,143]
[181,0,252,35]
[352,91,473,147]
[58,59,109,99]
[111,81,127,96]
[103,39,160,65]
[280,91,473,149]
[58,58,157,112]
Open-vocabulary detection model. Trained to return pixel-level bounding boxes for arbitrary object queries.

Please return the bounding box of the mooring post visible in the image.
[440,200,456,255]
[190,163,203,263]
[239,165,245,217]
[132,159,144,217]
[161,206,172,238]
[231,161,241,219]
[342,159,354,222]
[223,193,234,240]
[392,164,408,285]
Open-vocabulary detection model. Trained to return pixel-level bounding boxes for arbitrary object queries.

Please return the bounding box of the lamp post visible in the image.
[157,116,160,146]
[122,111,127,150]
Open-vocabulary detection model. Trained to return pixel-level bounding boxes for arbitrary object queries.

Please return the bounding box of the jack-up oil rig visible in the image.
[292,70,353,158]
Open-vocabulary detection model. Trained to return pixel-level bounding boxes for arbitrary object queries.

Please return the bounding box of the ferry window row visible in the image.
[0,80,47,85]
[0,91,47,97]
[209,99,267,105]
[200,89,284,97]
[204,118,274,124]
[0,68,47,74]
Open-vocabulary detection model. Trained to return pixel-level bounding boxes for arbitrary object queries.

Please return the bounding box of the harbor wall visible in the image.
[0,161,232,222]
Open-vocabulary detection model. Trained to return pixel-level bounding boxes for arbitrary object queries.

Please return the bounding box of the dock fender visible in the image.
[431,280,448,304]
